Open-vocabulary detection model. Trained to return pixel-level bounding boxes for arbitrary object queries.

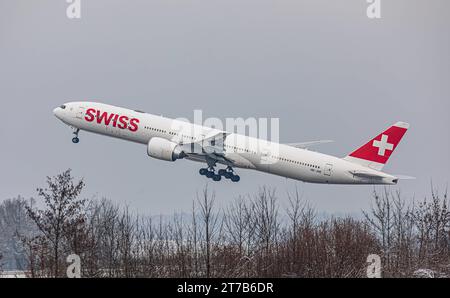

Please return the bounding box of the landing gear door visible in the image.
[324,163,333,176]
[260,149,270,172]
[260,142,275,173]
[76,106,86,119]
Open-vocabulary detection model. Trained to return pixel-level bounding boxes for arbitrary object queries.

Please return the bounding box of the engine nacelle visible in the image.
[147,137,186,162]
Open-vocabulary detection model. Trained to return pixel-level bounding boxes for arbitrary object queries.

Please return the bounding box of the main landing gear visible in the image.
[199,166,240,182]
[72,128,80,144]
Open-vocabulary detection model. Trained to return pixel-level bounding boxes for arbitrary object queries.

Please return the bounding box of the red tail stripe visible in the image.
[349,126,407,164]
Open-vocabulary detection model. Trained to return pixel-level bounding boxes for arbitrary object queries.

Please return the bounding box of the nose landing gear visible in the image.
[72,129,80,144]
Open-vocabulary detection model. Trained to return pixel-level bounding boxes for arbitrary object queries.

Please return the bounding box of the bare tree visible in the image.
[284,187,312,275]
[224,197,251,274]
[252,187,279,276]
[412,187,450,273]
[0,196,36,270]
[10,169,449,278]
[363,188,394,275]
[197,186,220,277]
[24,169,85,277]
[190,200,199,277]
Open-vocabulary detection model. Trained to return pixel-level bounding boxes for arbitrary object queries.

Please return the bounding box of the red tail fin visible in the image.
[343,122,409,171]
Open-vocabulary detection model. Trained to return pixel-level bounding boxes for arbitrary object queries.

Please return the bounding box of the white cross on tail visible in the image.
[373,134,394,156]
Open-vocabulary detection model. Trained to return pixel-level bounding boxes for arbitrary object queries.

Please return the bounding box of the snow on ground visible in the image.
[0,271,28,278]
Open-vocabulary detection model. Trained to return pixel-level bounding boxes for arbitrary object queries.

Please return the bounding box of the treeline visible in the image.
[0,170,449,278]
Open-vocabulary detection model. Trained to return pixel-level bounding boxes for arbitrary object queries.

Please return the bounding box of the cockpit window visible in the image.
[60,105,66,109]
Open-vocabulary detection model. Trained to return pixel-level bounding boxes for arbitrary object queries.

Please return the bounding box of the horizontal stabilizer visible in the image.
[348,170,385,179]
[393,175,416,180]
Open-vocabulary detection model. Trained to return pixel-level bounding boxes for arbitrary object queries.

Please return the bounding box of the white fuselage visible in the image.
[53,102,398,185]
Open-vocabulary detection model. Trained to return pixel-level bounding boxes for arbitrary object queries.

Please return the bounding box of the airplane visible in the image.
[53,102,411,185]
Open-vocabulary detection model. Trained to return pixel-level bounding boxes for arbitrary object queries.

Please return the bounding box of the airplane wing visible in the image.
[179,131,235,166]
[285,140,334,149]
[199,132,230,154]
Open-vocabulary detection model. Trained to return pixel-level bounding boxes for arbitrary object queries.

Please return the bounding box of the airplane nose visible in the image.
[53,107,62,119]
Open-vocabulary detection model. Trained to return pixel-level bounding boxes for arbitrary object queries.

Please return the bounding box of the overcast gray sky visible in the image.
[1,0,449,215]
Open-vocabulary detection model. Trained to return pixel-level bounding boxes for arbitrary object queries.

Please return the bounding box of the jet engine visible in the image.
[147,137,186,161]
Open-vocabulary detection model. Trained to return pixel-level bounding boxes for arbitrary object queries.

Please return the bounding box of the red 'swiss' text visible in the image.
[84,108,139,132]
